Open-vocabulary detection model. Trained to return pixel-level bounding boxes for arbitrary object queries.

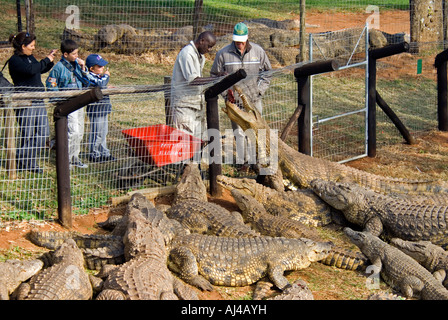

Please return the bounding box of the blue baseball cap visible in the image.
[86,54,108,68]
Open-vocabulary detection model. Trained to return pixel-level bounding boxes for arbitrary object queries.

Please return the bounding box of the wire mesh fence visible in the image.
[0,0,446,226]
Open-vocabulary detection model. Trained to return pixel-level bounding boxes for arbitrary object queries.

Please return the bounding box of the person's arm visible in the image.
[8,55,46,77]
[40,49,57,73]
[257,50,272,96]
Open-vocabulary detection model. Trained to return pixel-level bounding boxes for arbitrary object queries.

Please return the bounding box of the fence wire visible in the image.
[0,0,446,225]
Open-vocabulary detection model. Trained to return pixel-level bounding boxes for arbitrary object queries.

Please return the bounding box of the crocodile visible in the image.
[29,229,123,250]
[231,189,367,271]
[391,238,448,286]
[222,85,448,198]
[253,279,314,300]
[310,178,448,248]
[102,192,189,243]
[17,239,93,300]
[166,199,259,237]
[167,233,333,291]
[344,227,448,300]
[367,292,406,300]
[96,209,198,300]
[217,175,334,227]
[29,230,125,270]
[173,162,208,204]
[165,161,259,237]
[0,259,44,300]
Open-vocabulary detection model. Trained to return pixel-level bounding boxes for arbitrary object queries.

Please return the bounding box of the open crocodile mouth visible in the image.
[221,85,261,131]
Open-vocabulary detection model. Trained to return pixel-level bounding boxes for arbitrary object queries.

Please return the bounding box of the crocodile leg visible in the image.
[400,276,425,298]
[96,288,126,300]
[364,216,383,237]
[267,263,291,291]
[168,247,214,291]
[0,283,9,300]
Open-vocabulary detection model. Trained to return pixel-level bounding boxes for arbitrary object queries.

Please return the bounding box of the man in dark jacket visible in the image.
[210,22,271,167]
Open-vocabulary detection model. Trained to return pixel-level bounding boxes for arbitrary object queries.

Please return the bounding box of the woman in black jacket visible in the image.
[8,32,57,173]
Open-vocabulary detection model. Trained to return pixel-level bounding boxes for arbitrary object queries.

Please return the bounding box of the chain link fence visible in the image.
[0,0,445,225]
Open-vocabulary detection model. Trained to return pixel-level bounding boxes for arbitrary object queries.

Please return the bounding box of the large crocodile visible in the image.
[95,208,198,300]
[0,259,43,300]
[222,86,448,198]
[231,189,367,271]
[310,179,448,248]
[217,175,334,227]
[167,233,333,291]
[166,163,259,237]
[391,238,448,286]
[344,227,448,300]
[166,199,259,237]
[172,162,208,204]
[17,239,93,300]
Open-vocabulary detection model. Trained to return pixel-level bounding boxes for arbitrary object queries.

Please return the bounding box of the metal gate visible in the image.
[309,24,369,163]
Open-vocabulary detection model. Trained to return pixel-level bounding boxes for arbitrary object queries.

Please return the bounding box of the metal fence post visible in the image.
[293,60,339,155]
[368,42,409,157]
[53,87,103,228]
[435,48,448,131]
[204,69,247,196]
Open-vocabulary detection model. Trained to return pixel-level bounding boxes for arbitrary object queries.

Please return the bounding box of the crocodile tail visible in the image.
[28,230,77,250]
[320,247,368,271]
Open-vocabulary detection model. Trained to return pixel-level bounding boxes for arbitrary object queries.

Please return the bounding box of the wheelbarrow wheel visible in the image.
[115,158,148,190]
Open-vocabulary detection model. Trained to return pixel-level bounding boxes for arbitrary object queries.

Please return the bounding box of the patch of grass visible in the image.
[0,245,41,262]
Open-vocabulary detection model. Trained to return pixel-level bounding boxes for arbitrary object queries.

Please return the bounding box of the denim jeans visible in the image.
[15,100,50,169]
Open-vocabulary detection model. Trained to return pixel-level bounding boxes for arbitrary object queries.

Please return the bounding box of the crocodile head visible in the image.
[230,189,264,219]
[222,86,270,133]
[390,238,439,267]
[52,238,85,267]
[309,179,370,226]
[217,175,258,197]
[301,238,334,262]
[7,259,44,283]
[343,227,383,259]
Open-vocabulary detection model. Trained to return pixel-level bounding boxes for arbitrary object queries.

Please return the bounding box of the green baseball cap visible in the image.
[233,22,248,42]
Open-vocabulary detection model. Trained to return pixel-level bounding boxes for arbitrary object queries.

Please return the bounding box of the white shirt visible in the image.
[171,41,205,110]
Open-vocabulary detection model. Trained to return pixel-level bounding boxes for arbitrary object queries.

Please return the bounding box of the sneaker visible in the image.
[70,161,88,169]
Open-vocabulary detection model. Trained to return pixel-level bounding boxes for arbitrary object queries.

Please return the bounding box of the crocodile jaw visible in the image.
[301,238,334,262]
[216,175,257,197]
[222,86,269,134]
[390,238,434,266]
[14,259,44,282]
[343,227,369,249]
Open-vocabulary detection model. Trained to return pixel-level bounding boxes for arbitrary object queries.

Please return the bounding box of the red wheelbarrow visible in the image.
[116,124,203,189]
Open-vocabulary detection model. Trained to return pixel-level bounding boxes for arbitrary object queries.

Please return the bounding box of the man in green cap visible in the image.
[211,22,272,169]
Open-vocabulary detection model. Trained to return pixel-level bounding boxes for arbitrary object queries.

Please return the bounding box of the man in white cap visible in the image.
[211,22,271,169]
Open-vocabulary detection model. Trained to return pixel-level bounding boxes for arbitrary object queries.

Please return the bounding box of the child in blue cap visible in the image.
[85,54,114,163]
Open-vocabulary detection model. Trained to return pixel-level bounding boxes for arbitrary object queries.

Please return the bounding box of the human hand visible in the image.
[47,49,57,62]
[104,68,110,76]
[77,58,85,69]
[226,89,235,103]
